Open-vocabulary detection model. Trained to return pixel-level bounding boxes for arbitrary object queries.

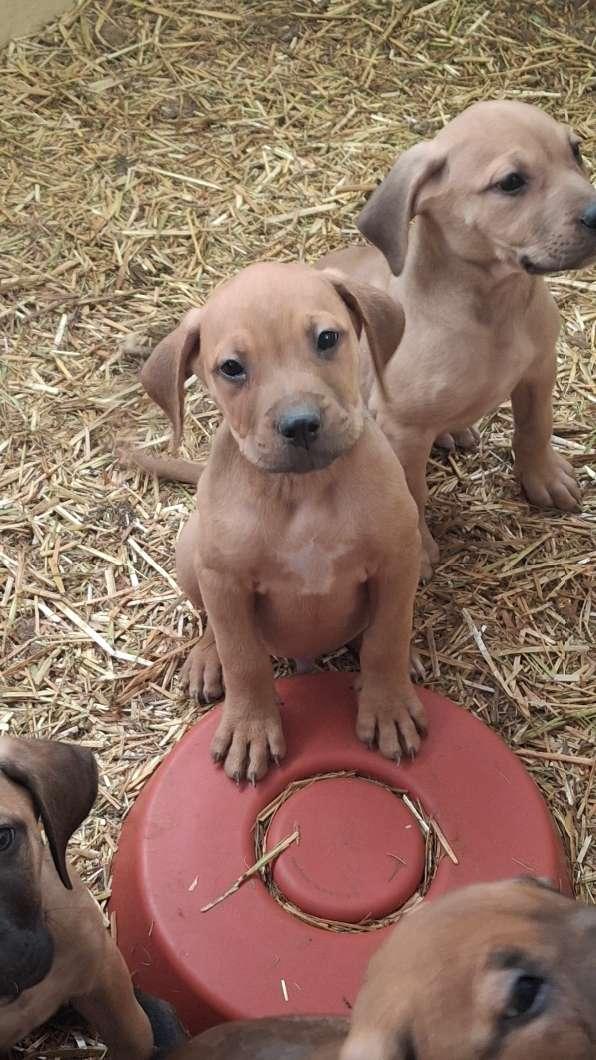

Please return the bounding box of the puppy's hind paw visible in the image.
[180,630,224,705]
[517,450,581,513]
[434,426,480,453]
[409,647,426,682]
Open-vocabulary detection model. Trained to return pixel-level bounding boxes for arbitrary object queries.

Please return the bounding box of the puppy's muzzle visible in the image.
[580,200,596,231]
[0,916,54,1000]
[277,402,322,450]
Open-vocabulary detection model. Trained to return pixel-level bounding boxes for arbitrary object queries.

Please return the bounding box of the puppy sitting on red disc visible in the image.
[111,673,570,1037]
[158,878,596,1059]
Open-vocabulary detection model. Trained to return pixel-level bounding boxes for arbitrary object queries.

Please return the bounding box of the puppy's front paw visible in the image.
[517,450,581,512]
[180,630,224,704]
[211,700,286,784]
[356,681,427,761]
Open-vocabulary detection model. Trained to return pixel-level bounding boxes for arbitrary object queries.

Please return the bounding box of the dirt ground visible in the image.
[1,1,594,1055]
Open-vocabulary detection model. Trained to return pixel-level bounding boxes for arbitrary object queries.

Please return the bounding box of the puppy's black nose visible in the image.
[580,201,596,230]
[278,404,322,449]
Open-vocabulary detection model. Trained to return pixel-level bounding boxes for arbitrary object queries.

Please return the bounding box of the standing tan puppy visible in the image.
[0,736,180,1058]
[129,262,424,782]
[321,101,596,577]
[156,879,596,1059]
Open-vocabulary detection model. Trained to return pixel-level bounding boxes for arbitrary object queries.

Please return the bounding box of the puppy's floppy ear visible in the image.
[358,142,446,275]
[323,269,405,398]
[140,307,203,449]
[0,736,98,889]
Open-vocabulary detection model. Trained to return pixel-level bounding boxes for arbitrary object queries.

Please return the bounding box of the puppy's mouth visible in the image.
[239,413,364,475]
[265,448,341,474]
[520,249,596,275]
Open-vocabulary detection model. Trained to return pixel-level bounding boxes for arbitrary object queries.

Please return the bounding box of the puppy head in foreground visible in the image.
[0,736,98,1003]
[140,262,404,473]
[359,100,596,277]
[341,877,596,1060]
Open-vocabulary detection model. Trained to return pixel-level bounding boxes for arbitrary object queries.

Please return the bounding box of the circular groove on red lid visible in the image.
[266,776,426,923]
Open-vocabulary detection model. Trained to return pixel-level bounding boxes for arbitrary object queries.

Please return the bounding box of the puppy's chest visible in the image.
[274,538,360,595]
[257,516,367,597]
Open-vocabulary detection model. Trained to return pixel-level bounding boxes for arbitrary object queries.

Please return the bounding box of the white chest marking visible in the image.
[280,539,347,596]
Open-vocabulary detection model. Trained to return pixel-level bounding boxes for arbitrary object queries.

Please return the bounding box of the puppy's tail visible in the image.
[116,445,204,485]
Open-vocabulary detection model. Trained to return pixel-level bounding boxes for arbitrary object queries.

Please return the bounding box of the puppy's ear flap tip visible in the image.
[357,143,446,276]
[45,745,99,890]
[139,307,203,449]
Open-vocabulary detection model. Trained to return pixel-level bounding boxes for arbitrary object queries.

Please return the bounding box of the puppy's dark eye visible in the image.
[571,140,582,165]
[497,172,526,194]
[504,974,548,1020]
[218,358,246,382]
[0,827,15,852]
[316,330,340,353]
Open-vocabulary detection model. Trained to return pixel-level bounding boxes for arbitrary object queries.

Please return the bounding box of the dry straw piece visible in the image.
[0,0,594,1055]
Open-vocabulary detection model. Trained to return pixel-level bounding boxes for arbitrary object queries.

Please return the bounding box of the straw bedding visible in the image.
[0,0,594,1054]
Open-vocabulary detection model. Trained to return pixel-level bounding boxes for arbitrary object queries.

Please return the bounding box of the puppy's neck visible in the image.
[405,215,539,310]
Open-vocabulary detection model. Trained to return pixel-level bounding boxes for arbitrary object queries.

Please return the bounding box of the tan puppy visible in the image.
[320,101,596,577]
[131,262,424,782]
[157,878,596,1059]
[0,735,173,1058]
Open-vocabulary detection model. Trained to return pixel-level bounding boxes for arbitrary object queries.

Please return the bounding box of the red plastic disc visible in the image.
[266,776,426,923]
[110,672,570,1035]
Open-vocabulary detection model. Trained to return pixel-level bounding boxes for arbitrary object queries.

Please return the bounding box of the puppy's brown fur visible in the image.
[131,262,424,782]
[159,879,596,1059]
[320,101,596,577]
[0,736,154,1059]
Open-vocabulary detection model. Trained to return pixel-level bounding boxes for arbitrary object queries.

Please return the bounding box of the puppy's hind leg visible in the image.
[377,419,437,580]
[176,511,224,704]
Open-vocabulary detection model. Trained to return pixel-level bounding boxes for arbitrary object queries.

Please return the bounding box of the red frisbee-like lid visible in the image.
[110,672,570,1035]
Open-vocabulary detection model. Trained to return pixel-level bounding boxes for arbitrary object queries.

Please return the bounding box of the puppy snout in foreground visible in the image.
[580,199,596,230]
[0,916,54,1001]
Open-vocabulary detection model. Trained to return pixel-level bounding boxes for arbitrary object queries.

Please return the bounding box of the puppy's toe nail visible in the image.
[394,754,401,766]
[408,749,417,761]
[233,771,243,786]
[272,754,281,767]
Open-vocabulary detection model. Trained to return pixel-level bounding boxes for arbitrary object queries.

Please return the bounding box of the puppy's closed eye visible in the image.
[570,139,583,167]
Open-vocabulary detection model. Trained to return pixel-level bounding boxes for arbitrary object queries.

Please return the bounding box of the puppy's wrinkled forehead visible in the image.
[0,771,36,822]
[437,99,571,168]
[201,262,350,348]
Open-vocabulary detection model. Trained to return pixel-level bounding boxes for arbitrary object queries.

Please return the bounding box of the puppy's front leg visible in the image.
[512,355,580,512]
[357,549,426,761]
[200,569,285,783]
